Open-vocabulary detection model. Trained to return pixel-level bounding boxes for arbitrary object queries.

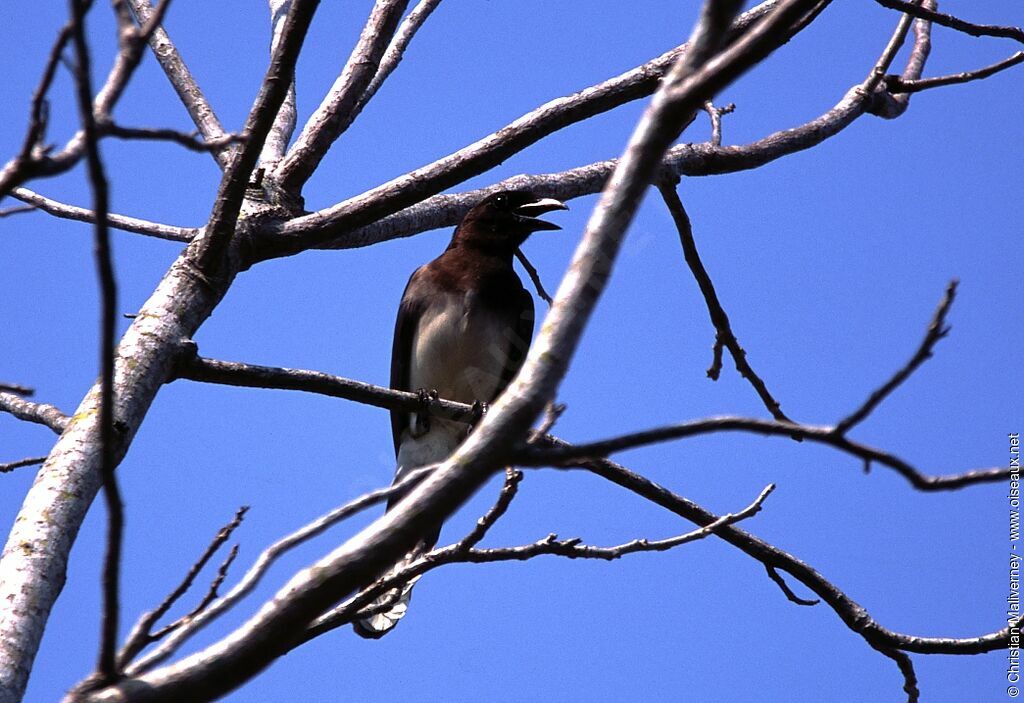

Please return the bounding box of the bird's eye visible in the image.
[493,194,507,208]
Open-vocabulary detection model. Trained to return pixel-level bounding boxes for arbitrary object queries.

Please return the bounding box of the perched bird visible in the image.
[353,190,568,638]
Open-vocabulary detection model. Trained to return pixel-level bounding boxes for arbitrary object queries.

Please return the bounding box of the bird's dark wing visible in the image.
[390,268,430,455]
[495,287,534,398]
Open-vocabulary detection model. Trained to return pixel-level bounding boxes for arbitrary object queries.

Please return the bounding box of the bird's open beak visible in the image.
[515,197,569,231]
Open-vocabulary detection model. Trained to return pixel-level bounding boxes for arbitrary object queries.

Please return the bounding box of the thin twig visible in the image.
[0,383,34,396]
[835,280,956,435]
[876,646,920,703]
[702,101,735,146]
[523,419,1007,491]
[0,456,48,474]
[117,507,248,668]
[304,482,774,642]
[99,122,245,153]
[765,564,819,605]
[514,247,553,305]
[1,21,73,198]
[69,0,122,682]
[886,51,1024,93]
[159,544,240,636]
[529,402,566,443]
[12,188,196,242]
[0,204,37,218]
[125,463,438,676]
[452,469,523,552]
[657,181,790,422]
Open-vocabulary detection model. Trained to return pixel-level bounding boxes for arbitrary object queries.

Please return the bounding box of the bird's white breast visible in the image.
[408,291,511,406]
[396,291,514,471]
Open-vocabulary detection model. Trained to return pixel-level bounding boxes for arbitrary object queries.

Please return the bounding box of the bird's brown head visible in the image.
[450,190,568,255]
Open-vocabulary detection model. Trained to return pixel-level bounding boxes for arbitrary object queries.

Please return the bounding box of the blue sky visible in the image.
[1,1,1021,701]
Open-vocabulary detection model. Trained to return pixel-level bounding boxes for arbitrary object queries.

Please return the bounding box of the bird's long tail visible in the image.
[352,543,428,639]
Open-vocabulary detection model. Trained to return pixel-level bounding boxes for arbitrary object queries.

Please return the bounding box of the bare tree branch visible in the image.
[174,351,476,423]
[0,20,73,202]
[175,350,1007,492]
[657,181,790,421]
[117,507,248,669]
[255,0,813,259]
[867,0,934,119]
[258,0,299,169]
[270,79,865,254]
[193,0,321,273]
[348,0,444,121]
[126,0,234,169]
[0,383,35,396]
[876,646,920,703]
[886,51,1024,94]
[275,0,410,192]
[124,464,438,676]
[68,0,124,681]
[523,417,1007,491]
[835,280,956,435]
[0,392,69,433]
[0,457,48,474]
[451,468,523,553]
[0,0,173,199]
[514,248,553,306]
[98,122,244,153]
[576,451,1018,655]
[304,480,774,643]
[702,100,735,146]
[0,204,37,218]
[11,188,196,242]
[765,564,819,606]
[874,0,1024,44]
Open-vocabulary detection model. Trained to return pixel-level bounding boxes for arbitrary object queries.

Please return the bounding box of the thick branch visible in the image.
[126,0,234,169]
[192,0,321,273]
[255,0,811,259]
[270,79,867,253]
[347,0,444,122]
[275,0,410,191]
